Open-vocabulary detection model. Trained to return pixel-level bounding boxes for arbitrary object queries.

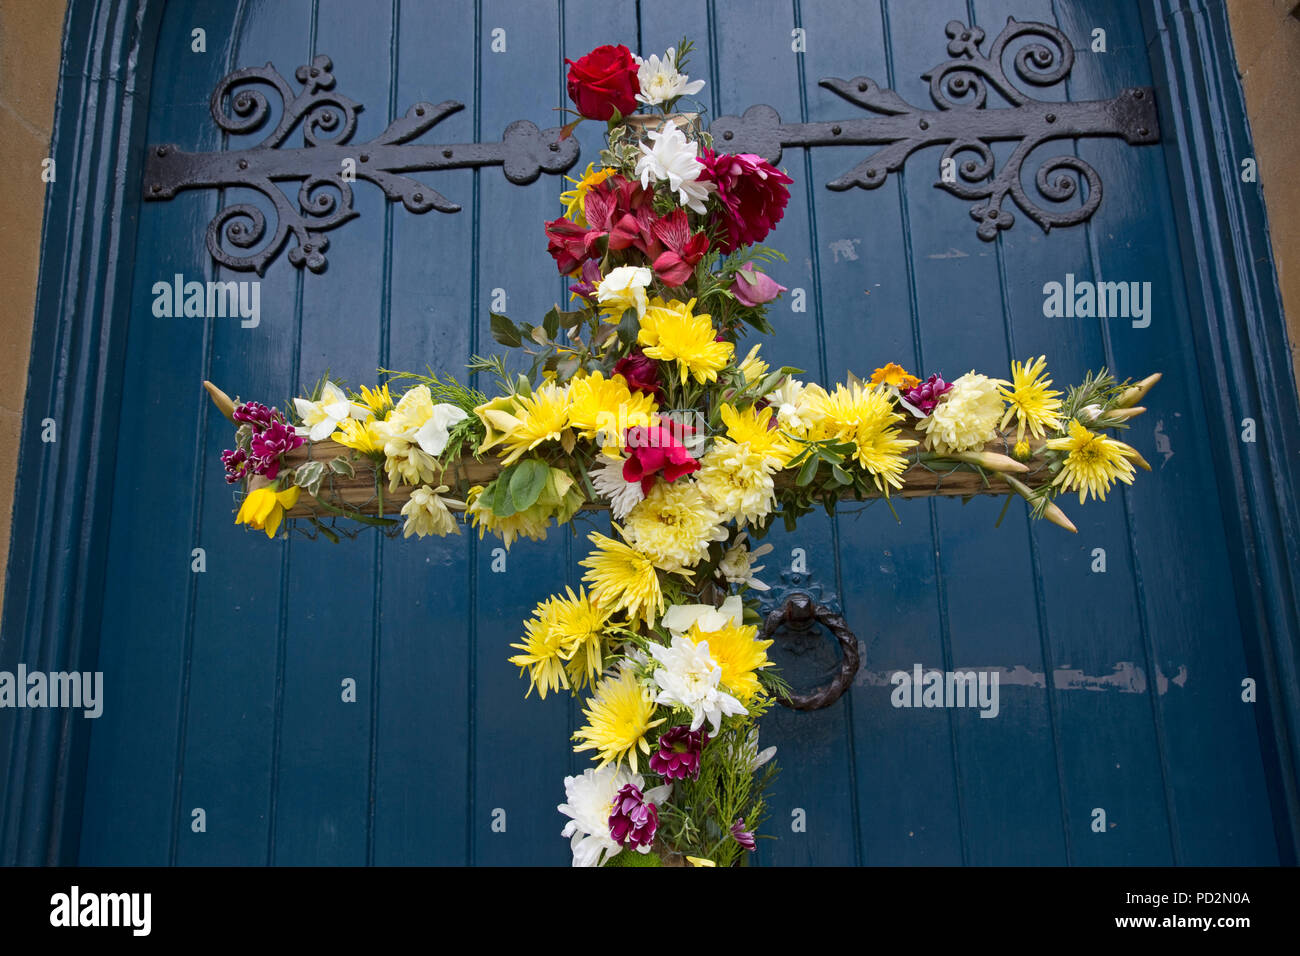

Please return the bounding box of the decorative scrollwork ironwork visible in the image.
[144,54,580,274]
[710,16,1160,241]
[144,18,1160,272]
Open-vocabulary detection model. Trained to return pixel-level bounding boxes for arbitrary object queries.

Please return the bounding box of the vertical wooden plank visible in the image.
[370,0,476,866]
[77,0,244,865]
[177,0,317,865]
[796,0,965,866]
[885,0,1066,864]
[268,0,393,865]
[1056,0,1278,863]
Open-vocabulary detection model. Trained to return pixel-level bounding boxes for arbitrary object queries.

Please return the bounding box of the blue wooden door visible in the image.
[73,0,1282,865]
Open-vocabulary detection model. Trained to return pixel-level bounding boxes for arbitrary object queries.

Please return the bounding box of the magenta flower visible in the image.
[699,149,793,254]
[221,448,249,484]
[731,818,757,852]
[730,263,788,307]
[903,374,955,415]
[608,783,659,850]
[649,726,710,780]
[568,259,603,301]
[249,419,304,480]
[650,208,710,287]
[232,401,276,431]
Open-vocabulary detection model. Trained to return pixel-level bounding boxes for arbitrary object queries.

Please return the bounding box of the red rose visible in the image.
[614,350,663,399]
[622,425,699,493]
[566,44,639,121]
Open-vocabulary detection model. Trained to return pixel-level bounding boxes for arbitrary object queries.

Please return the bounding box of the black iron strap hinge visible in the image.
[143,18,1159,275]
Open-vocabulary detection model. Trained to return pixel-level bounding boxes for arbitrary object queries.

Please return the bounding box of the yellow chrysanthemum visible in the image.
[1000,355,1063,442]
[560,162,616,225]
[695,438,777,527]
[638,297,734,385]
[235,485,300,539]
[869,362,921,390]
[720,403,796,466]
[508,586,612,699]
[357,383,393,416]
[572,667,664,772]
[580,526,669,625]
[567,371,657,449]
[478,382,573,465]
[737,344,769,386]
[691,620,772,704]
[917,371,1008,455]
[333,417,383,455]
[623,479,728,572]
[804,382,916,493]
[1046,419,1140,504]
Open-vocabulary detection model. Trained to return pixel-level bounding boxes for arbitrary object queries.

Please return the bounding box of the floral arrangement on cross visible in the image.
[209,41,1161,867]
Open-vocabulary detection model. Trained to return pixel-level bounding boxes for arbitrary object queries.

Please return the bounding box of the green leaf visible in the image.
[831,464,852,485]
[795,453,819,487]
[293,460,326,498]
[509,459,550,512]
[542,306,560,340]
[490,313,522,348]
[328,457,355,478]
[616,306,641,348]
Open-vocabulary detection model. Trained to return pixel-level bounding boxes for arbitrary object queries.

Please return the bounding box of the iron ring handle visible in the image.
[760,592,860,711]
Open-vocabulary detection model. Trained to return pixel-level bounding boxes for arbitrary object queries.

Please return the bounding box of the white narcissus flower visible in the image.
[718,534,775,591]
[662,594,744,637]
[400,484,464,539]
[414,403,469,456]
[595,265,653,320]
[647,634,747,733]
[635,125,714,214]
[294,381,369,441]
[634,48,705,106]
[557,765,671,867]
[589,453,644,519]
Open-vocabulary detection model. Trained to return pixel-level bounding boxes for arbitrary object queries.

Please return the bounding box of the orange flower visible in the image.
[869,363,921,390]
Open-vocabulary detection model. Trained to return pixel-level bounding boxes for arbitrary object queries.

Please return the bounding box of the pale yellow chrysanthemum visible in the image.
[478,382,573,465]
[567,371,657,448]
[623,479,728,572]
[400,484,462,539]
[1000,356,1063,442]
[690,620,773,705]
[695,438,777,527]
[1046,418,1140,504]
[719,403,796,466]
[804,382,916,493]
[638,297,734,385]
[580,526,669,626]
[573,667,665,773]
[560,162,616,225]
[737,343,769,386]
[917,371,1009,455]
[768,379,825,435]
[508,586,612,699]
[380,438,440,491]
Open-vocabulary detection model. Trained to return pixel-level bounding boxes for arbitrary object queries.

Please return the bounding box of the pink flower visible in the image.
[903,374,955,415]
[699,149,793,253]
[608,783,659,850]
[730,818,757,852]
[623,424,699,493]
[649,726,709,780]
[730,262,787,306]
[650,209,710,286]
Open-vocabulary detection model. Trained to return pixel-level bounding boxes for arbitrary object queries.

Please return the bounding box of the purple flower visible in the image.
[221,448,249,484]
[608,783,659,850]
[232,401,276,431]
[731,818,757,852]
[568,259,603,302]
[730,263,787,307]
[249,419,304,480]
[903,373,955,416]
[649,726,709,781]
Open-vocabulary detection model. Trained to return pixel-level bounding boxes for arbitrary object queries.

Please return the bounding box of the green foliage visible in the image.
[603,848,663,867]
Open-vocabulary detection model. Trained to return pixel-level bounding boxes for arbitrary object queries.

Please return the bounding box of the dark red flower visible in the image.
[543,216,592,275]
[699,149,793,253]
[613,350,663,400]
[565,44,639,121]
[608,783,659,850]
[650,208,710,286]
[623,424,699,493]
[649,726,710,780]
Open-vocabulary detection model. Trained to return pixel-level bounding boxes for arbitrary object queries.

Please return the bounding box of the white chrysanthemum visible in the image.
[294,380,369,441]
[718,534,774,591]
[400,484,463,538]
[557,765,672,867]
[589,454,645,519]
[634,48,705,106]
[918,371,1009,455]
[695,439,777,527]
[769,379,823,434]
[623,479,727,572]
[635,125,713,214]
[647,634,747,733]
